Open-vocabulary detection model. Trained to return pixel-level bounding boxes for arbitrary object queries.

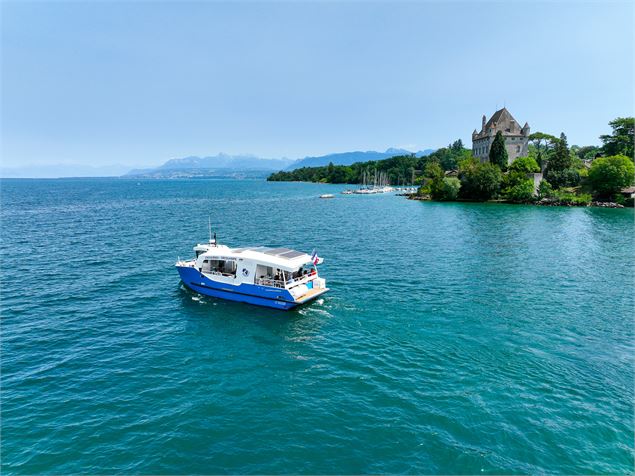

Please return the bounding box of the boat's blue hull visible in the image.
[177,266,300,310]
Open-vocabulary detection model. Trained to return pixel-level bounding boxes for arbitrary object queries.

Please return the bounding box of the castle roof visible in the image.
[475,107,527,139]
[483,107,515,131]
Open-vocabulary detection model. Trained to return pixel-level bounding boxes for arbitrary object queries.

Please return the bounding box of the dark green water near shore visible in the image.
[1,179,633,474]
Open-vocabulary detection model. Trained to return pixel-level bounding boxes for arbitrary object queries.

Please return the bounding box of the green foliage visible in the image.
[459,161,502,201]
[268,117,634,206]
[600,117,634,159]
[416,183,430,196]
[441,177,461,200]
[613,193,626,206]
[538,180,554,199]
[528,132,558,149]
[501,156,540,201]
[545,168,581,189]
[426,161,445,199]
[505,179,535,203]
[548,133,572,172]
[528,132,558,167]
[424,161,443,180]
[268,156,418,184]
[428,141,471,171]
[588,154,635,197]
[543,133,579,189]
[267,141,473,184]
[431,177,461,201]
[552,190,592,206]
[451,139,464,151]
[536,150,544,169]
[458,155,478,171]
[509,156,540,174]
[573,145,601,162]
[489,131,508,170]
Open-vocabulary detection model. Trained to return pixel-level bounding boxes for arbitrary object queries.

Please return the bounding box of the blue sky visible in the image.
[1,1,633,169]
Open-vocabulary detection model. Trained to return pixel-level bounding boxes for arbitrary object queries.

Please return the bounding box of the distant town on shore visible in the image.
[268,110,635,208]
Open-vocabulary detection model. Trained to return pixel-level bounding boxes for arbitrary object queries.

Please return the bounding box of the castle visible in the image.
[472,108,530,164]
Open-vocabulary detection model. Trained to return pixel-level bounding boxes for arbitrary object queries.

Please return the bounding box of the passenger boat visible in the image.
[319,194,335,199]
[176,233,328,310]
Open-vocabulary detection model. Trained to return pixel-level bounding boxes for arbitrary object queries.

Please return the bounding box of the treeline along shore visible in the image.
[267,117,635,207]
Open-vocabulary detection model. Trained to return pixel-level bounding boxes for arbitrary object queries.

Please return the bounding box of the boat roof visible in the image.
[198,244,314,271]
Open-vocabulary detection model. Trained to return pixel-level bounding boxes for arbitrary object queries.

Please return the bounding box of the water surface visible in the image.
[1,179,633,474]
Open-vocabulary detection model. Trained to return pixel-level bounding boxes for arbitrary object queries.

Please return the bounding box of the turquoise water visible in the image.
[1,178,633,474]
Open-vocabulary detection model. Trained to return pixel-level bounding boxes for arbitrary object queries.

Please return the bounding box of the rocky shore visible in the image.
[405,193,628,208]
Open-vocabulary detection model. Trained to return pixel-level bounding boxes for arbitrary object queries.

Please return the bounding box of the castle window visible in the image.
[516,145,520,153]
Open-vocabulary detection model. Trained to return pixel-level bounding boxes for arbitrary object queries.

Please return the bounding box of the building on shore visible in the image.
[472,108,530,164]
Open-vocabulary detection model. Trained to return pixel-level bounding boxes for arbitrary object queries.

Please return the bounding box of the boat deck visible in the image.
[295,287,329,304]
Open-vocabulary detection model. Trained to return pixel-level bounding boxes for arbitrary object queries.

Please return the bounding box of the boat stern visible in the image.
[288,277,329,306]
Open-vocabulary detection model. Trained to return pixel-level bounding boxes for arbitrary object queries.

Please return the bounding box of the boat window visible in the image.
[202,259,237,277]
[256,264,274,279]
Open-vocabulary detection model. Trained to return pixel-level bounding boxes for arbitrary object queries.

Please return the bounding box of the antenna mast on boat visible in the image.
[208,216,215,245]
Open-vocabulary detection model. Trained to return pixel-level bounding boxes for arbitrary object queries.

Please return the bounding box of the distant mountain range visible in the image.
[286,148,435,170]
[0,148,436,178]
[124,148,435,178]
[125,153,295,179]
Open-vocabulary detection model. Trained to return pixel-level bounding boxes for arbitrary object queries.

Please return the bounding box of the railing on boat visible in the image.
[256,278,286,288]
[256,274,318,289]
[204,270,236,278]
[285,275,316,287]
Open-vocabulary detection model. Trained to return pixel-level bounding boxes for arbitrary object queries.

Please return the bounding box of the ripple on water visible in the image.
[1,179,633,474]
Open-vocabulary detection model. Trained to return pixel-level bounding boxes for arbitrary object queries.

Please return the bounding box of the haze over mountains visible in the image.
[0,163,134,179]
[288,148,435,170]
[124,148,435,178]
[1,148,435,178]
[125,154,296,179]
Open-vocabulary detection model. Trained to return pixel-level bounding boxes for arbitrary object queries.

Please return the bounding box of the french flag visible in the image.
[311,249,319,265]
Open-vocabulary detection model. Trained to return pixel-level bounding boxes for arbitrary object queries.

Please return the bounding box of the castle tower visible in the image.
[522,122,530,137]
[471,108,530,164]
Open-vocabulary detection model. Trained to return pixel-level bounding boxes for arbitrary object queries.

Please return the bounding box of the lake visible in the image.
[1,178,633,474]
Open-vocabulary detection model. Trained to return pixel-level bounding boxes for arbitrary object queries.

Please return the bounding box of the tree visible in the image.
[434,148,453,171]
[489,131,508,170]
[502,156,540,201]
[506,179,535,203]
[549,133,571,171]
[536,150,544,169]
[528,132,558,149]
[508,156,540,174]
[574,145,601,162]
[528,132,558,167]
[600,117,634,159]
[451,139,464,152]
[545,168,580,189]
[459,162,502,201]
[544,133,579,188]
[588,155,635,197]
[538,180,554,199]
[437,177,461,201]
[424,161,444,198]
[424,161,443,180]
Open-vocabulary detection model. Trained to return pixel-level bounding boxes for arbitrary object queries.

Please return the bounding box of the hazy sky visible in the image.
[2,1,633,168]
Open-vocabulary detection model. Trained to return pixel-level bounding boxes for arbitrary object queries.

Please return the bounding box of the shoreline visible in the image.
[405,194,629,208]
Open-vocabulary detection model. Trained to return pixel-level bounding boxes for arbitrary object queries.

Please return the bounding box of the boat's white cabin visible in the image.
[178,243,323,292]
